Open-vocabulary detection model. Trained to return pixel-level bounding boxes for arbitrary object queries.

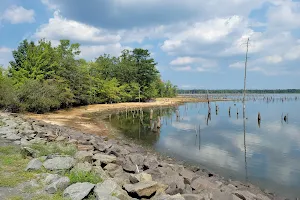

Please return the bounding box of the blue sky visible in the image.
[0,0,300,89]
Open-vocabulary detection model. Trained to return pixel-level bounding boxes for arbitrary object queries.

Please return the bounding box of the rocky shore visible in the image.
[0,112,284,200]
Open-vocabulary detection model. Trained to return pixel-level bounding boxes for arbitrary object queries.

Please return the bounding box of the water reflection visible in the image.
[103,95,300,198]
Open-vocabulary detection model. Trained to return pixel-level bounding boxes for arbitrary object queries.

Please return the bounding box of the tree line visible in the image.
[0,39,177,113]
[178,89,300,94]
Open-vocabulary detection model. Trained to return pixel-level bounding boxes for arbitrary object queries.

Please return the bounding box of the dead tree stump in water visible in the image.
[150,109,153,120]
[157,117,161,129]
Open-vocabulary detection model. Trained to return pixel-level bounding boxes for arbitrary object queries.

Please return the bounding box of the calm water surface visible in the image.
[103,95,300,198]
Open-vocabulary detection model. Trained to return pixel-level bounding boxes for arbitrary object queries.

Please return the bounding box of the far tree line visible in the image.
[0,39,177,113]
[178,89,300,94]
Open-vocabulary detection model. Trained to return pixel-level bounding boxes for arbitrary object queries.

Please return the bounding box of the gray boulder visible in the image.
[74,151,93,163]
[121,157,136,173]
[43,156,75,170]
[234,190,257,200]
[93,153,117,164]
[104,163,123,178]
[4,133,21,140]
[153,193,185,200]
[144,156,159,170]
[94,179,131,200]
[129,154,144,166]
[160,174,185,195]
[92,166,109,180]
[179,169,196,185]
[123,181,160,198]
[63,182,95,200]
[45,177,70,194]
[129,173,152,184]
[25,158,42,171]
[72,162,93,173]
[94,141,112,152]
[190,177,217,191]
[44,174,60,185]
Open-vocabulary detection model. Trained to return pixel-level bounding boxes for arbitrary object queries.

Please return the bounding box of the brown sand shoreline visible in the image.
[26,97,228,136]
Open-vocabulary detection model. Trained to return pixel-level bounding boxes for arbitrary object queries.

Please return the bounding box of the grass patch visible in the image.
[0,119,5,127]
[0,145,18,154]
[30,142,77,157]
[31,191,68,200]
[6,196,23,200]
[65,170,102,184]
[0,145,37,187]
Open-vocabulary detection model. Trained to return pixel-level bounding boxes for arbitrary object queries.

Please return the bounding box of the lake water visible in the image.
[105,94,300,198]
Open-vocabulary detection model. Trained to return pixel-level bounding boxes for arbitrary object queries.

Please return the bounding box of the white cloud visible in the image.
[267,0,300,30]
[1,6,35,24]
[284,45,300,60]
[229,62,244,69]
[170,57,195,65]
[41,0,58,10]
[265,55,283,64]
[171,66,192,72]
[34,11,120,44]
[79,43,128,61]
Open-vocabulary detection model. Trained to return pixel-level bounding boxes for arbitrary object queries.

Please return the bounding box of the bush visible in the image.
[18,80,62,113]
[0,70,20,112]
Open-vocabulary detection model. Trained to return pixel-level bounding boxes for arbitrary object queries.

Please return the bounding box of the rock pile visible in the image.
[0,113,277,200]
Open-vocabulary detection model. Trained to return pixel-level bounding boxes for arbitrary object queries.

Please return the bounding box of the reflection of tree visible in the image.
[108,107,176,146]
[243,101,248,182]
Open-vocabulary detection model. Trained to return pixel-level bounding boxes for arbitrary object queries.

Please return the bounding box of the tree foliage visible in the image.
[1,39,177,113]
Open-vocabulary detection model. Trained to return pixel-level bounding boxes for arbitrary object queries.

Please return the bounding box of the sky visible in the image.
[0,0,300,89]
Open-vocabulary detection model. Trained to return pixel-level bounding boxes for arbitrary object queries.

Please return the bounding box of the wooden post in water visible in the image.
[229,106,231,117]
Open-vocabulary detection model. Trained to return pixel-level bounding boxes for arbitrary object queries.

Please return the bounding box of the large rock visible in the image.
[94,141,112,152]
[211,190,241,200]
[93,153,117,164]
[45,177,70,194]
[25,158,42,171]
[129,173,152,184]
[190,177,217,192]
[112,173,130,187]
[74,151,93,163]
[94,179,131,200]
[129,154,144,166]
[43,156,75,170]
[63,182,95,200]
[44,174,60,185]
[179,169,196,185]
[72,162,93,173]
[234,190,257,200]
[123,181,160,198]
[77,144,94,151]
[160,174,185,195]
[104,163,123,178]
[122,157,136,173]
[92,166,109,180]
[4,133,21,140]
[144,156,159,170]
[182,194,203,200]
[154,194,185,200]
